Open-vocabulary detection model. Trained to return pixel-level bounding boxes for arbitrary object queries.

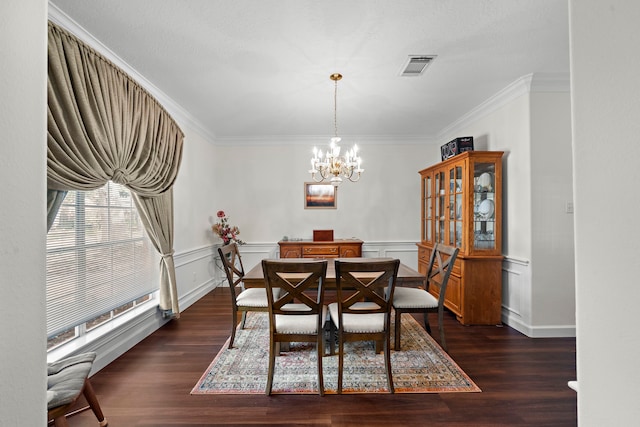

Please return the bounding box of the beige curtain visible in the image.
[47,21,184,317]
[133,191,179,317]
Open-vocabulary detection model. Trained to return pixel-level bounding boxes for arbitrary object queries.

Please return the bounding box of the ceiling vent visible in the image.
[400,55,436,77]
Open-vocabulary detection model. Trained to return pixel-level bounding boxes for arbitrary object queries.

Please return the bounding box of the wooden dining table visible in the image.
[242,257,425,289]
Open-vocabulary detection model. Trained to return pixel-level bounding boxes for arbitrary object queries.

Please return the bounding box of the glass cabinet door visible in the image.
[435,171,445,244]
[473,162,496,250]
[450,165,463,249]
[421,174,432,242]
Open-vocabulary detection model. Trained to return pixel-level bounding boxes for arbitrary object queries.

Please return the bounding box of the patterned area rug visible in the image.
[191,312,480,394]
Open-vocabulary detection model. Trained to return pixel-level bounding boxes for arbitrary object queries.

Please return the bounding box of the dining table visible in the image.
[242,257,425,289]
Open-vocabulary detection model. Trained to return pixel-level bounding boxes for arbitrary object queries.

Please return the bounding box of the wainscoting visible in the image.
[501,256,576,338]
[63,242,573,374]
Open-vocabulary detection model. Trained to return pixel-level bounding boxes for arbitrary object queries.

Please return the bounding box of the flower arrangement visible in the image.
[211,210,244,245]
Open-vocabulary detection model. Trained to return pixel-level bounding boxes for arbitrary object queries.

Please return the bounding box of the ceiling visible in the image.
[49,0,570,141]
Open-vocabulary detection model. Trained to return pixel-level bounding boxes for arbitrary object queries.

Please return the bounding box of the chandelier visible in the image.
[309,73,363,186]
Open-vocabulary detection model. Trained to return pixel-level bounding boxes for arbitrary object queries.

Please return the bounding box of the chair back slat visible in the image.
[262,259,328,316]
[218,243,246,303]
[335,259,400,315]
[426,244,459,306]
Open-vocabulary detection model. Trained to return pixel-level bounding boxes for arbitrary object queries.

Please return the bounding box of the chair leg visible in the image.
[317,335,324,396]
[423,311,432,334]
[394,310,402,351]
[328,323,335,355]
[384,335,394,394]
[240,311,248,329]
[337,332,344,394]
[228,309,238,349]
[53,416,70,427]
[265,335,276,395]
[438,308,447,352]
[82,379,108,426]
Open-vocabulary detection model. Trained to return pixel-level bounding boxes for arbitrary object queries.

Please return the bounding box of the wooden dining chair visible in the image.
[218,243,279,349]
[392,243,459,352]
[329,258,400,394]
[262,259,328,396]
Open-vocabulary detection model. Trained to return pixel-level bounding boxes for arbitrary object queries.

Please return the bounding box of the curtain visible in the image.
[133,191,179,317]
[47,21,184,317]
[46,189,67,231]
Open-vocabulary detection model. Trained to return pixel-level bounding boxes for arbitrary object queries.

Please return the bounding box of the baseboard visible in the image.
[502,310,576,338]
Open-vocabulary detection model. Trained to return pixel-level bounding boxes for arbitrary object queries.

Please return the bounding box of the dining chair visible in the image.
[329,258,400,394]
[392,243,459,352]
[218,243,279,349]
[262,259,328,396]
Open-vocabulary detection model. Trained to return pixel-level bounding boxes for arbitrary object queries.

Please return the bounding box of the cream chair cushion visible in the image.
[328,302,384,333]
[236,287,280,308]
[275,303,328,334]
[392,287,438,309]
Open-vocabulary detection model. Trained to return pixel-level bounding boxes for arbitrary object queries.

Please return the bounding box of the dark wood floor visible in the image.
[65,287,577,426]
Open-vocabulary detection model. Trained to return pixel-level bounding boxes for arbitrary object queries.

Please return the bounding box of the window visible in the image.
[46,182,158,350]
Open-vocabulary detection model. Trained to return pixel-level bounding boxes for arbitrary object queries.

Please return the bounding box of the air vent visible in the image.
[400,55,436,76]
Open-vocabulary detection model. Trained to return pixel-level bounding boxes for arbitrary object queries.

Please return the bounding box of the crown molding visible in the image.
[438,72,570,139]
[47,2,216,142]
[214,134,438,146]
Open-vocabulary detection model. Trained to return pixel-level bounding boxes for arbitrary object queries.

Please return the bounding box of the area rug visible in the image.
[191,312,480,395]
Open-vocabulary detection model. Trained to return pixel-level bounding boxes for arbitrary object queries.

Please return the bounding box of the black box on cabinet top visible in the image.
[441,136,474,161]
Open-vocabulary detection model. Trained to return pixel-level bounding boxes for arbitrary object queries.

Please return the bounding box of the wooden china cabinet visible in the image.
[417,151,504,325]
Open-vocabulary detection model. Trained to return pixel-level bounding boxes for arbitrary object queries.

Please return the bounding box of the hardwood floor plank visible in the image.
[61,287,577,426]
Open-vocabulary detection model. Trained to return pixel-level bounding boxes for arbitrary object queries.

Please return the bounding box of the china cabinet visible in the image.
[417,151,504,325]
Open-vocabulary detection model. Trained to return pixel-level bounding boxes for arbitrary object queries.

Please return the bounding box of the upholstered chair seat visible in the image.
[47,352,108,426]
[392,287,439,309]
[275,304,328,334]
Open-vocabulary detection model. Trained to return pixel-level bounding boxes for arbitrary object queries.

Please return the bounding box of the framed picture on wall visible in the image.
[304,183,337,209]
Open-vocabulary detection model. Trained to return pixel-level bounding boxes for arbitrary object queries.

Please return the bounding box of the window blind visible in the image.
[46,182,158,337]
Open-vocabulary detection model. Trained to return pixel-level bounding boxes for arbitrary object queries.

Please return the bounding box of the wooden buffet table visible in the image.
[278,239,363,258]
[242,257,425,289]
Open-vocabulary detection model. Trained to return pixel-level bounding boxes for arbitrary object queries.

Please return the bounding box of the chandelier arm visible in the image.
[347,173,362,183]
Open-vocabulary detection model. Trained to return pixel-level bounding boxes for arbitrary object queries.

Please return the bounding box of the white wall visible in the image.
[442,85,533,259]
[530,91,575,332]
[439,74,575,337]
[211,140,435,244]
[173,123,219,252]
[0,1,47,426]
[171,122,220,308]
[569,1,640,424]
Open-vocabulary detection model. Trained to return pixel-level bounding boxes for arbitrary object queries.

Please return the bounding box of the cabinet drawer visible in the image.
[280,246,301,258]
[303,245,339,256]
[418,246,430,262]
[340,244,361,257]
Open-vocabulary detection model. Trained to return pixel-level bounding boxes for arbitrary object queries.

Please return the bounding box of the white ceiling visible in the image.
[49,0,570,141]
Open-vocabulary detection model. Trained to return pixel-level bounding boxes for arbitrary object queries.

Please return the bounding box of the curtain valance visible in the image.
[47,21,183,195]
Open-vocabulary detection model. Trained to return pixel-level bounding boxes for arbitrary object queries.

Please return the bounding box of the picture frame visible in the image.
[304,183,337,209]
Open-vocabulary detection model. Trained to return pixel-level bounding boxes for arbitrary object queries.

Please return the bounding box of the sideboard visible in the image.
[278,239,363,259]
